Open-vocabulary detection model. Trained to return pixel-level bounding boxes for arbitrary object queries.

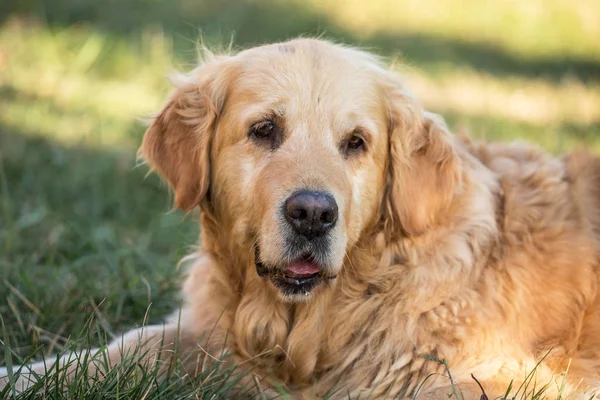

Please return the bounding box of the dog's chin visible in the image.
[254,247,337,301]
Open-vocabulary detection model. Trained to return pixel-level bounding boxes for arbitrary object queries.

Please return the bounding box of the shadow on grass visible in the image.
[1,0,599,84]
[0,120,197,357]
[441,109,600,154]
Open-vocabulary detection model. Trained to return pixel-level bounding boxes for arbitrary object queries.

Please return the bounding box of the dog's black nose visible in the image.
[284,191,338,239]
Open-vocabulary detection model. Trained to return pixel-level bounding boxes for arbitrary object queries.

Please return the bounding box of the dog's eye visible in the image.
[250,120,275,139]
[341,132,366,157]
[249,119,284,150]
[347,135,364,151]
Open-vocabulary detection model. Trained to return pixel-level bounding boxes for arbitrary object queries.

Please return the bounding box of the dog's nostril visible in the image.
[320,211,334,224]
[284,190,338,239]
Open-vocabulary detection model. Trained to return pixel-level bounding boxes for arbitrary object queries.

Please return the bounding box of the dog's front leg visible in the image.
[0,323,186,394]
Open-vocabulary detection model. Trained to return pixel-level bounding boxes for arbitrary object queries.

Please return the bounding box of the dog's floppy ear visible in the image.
[382,80,461,239]
[139,57,230,211]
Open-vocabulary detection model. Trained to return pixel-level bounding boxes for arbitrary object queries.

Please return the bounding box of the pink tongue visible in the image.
[285,260,321,278]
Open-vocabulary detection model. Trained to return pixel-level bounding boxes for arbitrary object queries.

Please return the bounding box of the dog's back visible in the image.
[459,139,600,390]
[461,137,600,247]
[566,150,600,248]
[564,150,600,374]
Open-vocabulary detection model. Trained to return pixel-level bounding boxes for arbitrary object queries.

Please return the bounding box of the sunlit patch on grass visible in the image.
[0,21,172,150]
[305,0,600,60]
[1,21,598,154]
[403,69,600,126]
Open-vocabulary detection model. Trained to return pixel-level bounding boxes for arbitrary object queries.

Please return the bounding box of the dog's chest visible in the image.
[306,290,470,397]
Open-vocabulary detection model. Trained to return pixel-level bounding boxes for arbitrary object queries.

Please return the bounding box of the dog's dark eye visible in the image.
[341,131,367,158]
[250,120,275,139]
[249,119,284,150]
[347,135,364,151]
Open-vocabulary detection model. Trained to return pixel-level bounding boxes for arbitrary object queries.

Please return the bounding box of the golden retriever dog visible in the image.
[2,38,600,399]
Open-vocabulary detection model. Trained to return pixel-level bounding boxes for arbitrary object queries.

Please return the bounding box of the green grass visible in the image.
[0,0,599,398]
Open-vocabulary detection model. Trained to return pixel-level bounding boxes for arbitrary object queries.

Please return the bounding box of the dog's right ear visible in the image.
[139,56,231,211]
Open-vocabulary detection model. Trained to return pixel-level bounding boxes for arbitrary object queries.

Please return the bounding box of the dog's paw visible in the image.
[0,365,39,394]
[0,367,8,391]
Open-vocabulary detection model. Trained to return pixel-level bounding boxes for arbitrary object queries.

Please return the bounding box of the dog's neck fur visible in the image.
[195,141,502,389]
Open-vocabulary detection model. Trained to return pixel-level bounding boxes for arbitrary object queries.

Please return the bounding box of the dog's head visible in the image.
[140,39,459,302]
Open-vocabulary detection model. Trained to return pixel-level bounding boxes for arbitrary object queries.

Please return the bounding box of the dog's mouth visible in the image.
[254,247,335,297]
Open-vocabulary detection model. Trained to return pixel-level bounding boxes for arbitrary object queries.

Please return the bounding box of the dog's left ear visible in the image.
[382,78,462,239]
[139,56,231,211]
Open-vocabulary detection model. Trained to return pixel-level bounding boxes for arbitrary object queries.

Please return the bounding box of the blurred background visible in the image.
[0,0,599,358]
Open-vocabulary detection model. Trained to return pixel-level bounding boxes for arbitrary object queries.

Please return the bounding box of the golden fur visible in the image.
[2,38,600,399]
